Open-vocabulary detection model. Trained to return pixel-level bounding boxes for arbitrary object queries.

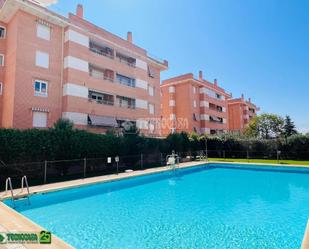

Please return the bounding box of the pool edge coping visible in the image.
[0,161,206,249]
[1,160,309,249]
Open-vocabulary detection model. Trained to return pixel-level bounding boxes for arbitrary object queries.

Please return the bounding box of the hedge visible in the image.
[0,127,308,164]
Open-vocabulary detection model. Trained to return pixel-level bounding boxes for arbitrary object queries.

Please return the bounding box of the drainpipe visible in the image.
[60,26,64,120]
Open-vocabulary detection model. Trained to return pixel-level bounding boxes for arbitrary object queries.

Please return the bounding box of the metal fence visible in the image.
[0,151,207,190]
[0,149,308,191]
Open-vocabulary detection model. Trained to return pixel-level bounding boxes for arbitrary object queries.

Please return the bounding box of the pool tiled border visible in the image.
[1,160,309,249]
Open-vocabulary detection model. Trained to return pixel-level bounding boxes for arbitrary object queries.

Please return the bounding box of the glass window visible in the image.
[0,27,6,38]
[34,80,48,97]
[37,23,50,40]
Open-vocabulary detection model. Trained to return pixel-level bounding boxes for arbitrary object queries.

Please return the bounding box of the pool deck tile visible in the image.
[1,160,309,249]
[0,161,206,249]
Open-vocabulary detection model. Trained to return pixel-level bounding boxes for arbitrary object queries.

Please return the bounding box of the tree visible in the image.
[245,113,284,139]
[53,118,74,131]
[282,115,297,138]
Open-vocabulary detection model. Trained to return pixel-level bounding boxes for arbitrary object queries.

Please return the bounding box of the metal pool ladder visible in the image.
[166,151,180,171]
[20,175,31,205]
[5,177,15,207]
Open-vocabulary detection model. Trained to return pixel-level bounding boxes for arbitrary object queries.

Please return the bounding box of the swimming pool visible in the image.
[5,163,309,249]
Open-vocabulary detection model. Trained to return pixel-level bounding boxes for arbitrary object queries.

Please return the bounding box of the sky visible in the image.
[49,0,309,133]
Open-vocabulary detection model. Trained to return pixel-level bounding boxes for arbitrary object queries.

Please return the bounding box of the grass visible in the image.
[208,158,309,166]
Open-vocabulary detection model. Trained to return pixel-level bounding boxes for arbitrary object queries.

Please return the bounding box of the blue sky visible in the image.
[50,0,309,133]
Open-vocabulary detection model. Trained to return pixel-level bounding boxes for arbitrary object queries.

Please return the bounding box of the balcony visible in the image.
[209,103,223,112]
[249,108,255,114]
[88,90,114,106]
[89,40,114,59]
[116,52,136,68]
[209,116,223,124]
[116,73,136,88]
[116,95,136,109]
[89,64,114,82]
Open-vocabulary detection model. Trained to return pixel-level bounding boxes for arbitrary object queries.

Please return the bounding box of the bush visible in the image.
[0,122,308,164]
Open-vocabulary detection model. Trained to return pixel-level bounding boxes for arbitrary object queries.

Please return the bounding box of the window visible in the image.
[148,66,155,78]
[168,86,175,93]
[37,23,50,40]
[116,95,136,109]
[34,80,48,97]
[89,40,114,58]
[116,52,136,67]
[193,100,197,108]
[210,129,216,135]
[0,54,4,66]
[170,114,176,120]
[148,85,154,96]
[0,82,2,95]
[116,74,135,87]
[193,86,196,94]
[149,104,155,115]
[36,51,49,68]
[88,90,114,105]
[89,65,114,81]
[169,100,175,107]
[33,112,47,128]
[193,113,197,121]
[0,27,6,38]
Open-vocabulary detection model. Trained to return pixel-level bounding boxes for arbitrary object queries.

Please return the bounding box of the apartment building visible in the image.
[160,71,231,136]
[0,0,168,136]
[228,95,259,134]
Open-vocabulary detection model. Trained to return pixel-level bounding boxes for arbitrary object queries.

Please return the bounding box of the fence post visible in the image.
[83,158,87,178]
[277,150,281,164]
[44,160,47,184]
[141,154,143,170]
[160,153,163,166]
[247,150,249,161]
[223,150,226,159]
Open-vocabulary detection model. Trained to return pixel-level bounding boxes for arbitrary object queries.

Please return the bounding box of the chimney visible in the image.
[199,70,203,81]
[214,79,218,86]
[241,93,244,99]
[127,32,133,43]
[76,4,83,18]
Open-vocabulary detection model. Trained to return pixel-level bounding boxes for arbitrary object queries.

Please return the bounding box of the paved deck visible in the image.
[1,160,309,249]
[0,161,206,249]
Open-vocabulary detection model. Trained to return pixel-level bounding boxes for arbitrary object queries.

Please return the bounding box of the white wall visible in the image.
[62,112,88,125]
[136,79,148,90]
[200,114,210,121]
[200,101,209,108]
[64,56,88,72]
[65,29,89,47]
[136,58,147,70]
[136,99,148,109]
[63,83,88,98]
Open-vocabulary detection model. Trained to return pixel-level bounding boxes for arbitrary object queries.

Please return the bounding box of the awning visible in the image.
[88,115,118,127]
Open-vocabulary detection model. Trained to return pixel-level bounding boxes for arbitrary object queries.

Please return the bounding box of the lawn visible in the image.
[208,158,309,166]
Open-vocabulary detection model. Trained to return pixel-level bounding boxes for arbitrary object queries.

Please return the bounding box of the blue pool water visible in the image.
[5,164,309,249]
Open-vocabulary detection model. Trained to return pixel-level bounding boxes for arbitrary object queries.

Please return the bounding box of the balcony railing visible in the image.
[209,117,224,124]
[117,57,136,68]
[89,41,114,59]
[89,66,115,82]
[118,102,136,109]
[88,98,114,106]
